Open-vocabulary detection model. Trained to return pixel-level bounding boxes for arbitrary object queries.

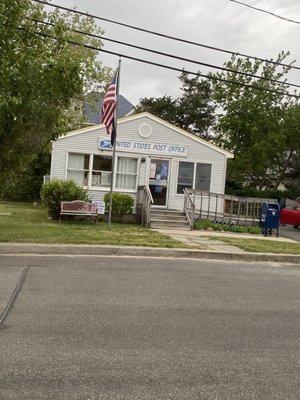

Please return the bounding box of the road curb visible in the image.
[0,243,299,264]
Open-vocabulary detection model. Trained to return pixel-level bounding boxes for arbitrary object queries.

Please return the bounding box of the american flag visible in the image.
[101,70,118,145]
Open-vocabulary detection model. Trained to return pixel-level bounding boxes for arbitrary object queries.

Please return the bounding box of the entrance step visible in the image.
[150,218,188,225]
[150,208,190,230]
[151,209,185,217]
[150,222,191,230]
[151,208,182,213]
[151,215,188,221]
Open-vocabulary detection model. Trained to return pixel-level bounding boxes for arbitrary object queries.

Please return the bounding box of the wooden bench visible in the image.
[60,201,98,223]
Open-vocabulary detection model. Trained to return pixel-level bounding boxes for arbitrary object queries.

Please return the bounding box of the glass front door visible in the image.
[148,158,169,206]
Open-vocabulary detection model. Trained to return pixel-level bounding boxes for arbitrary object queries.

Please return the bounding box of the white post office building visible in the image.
[50,112,233,212]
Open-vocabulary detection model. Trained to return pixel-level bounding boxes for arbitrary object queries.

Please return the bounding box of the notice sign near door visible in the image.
[92,201,105,215]
[150,163,156,179]
[99,138,188,157]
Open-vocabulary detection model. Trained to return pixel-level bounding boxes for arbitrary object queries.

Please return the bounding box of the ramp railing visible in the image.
[184,189,276,226]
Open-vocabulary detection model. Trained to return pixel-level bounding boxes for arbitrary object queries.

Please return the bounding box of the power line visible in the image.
[30,18,300,89]
[30,0,300,71]
[228,0,300,25]
[17,26,300,100]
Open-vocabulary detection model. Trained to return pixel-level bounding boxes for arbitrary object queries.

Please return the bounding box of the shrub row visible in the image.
[194,219,261,234]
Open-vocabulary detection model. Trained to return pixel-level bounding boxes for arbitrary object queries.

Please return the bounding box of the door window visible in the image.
[149,159,169,206]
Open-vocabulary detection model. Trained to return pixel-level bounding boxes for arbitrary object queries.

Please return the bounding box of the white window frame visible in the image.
[176,160,195,195]
[90,153,113,190]
[65,151,141,193]
[176,161,212,195]
[115,155,140,192]
[195,163,212,192]
[66,152,90,188]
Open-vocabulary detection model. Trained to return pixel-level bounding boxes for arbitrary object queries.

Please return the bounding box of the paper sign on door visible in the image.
[150,163,156,179]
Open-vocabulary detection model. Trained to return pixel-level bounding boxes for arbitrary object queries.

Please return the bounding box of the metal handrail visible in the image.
[144,185,154,205]
[183,188,195,229]
[141,186,154,227]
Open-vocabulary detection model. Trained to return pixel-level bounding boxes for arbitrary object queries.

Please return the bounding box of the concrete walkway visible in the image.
[154,228,297,253]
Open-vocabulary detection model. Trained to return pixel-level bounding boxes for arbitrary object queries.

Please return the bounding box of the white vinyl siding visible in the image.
[51,114,230,212]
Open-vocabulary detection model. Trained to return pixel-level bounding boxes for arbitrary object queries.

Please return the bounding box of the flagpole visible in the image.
[108,58,121,230]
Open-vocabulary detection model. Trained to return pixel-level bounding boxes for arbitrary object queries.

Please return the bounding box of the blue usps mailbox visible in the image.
[260,202,280,237]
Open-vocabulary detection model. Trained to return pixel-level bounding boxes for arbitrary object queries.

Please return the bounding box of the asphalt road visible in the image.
[0,255,299,400]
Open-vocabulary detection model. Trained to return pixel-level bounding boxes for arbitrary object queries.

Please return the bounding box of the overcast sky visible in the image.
[53,0,300,105]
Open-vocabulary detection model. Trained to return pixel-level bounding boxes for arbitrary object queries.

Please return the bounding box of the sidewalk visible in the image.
[0,242,299,264]
[153,228,297,253]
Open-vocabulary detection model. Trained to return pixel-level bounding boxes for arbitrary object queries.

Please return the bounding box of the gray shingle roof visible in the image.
[83,94,135,125]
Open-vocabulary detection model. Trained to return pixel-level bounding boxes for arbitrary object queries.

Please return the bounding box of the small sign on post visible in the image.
[92,201,106,215]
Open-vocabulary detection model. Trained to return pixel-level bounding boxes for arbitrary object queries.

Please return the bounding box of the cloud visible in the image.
[52,0,300,104]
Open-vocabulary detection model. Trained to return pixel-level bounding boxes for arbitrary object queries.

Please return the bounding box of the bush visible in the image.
[103,192,134,222]
[41,180,90,219]
[193,219,261,235]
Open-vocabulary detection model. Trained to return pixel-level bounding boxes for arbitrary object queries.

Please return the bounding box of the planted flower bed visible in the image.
[194,219,261,234]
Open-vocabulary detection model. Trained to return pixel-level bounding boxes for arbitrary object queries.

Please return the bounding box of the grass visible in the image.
[194,219,261,234]
[211,236,300,254]
[0,202,187,248]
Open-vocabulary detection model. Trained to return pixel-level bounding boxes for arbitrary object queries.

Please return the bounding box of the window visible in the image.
[177,161,212,193]
[116,157,138,190]
[177,162,194,194]
[67,153,90,186]
[92,155,112,187]
[195,163,211,191]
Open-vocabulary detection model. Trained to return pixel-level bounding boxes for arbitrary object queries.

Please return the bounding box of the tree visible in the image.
[0,0,111,191]
[212,52,300,189]
[0,147,51,201]
[136,72,215,139]
[277,104,300,189]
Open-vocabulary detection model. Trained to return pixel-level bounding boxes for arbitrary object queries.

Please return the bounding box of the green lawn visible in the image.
[212,237,300,254]
[0,202,187,248]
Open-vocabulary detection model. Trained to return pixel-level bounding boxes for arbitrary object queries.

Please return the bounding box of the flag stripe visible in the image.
[102,107,115,127]
[102,103,115,122]
[101,72,118,142]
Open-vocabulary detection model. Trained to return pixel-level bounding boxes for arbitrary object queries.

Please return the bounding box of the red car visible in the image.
[280,198,300,228]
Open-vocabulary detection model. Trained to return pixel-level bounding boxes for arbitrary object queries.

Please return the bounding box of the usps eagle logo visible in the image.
[99,139,112,150]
